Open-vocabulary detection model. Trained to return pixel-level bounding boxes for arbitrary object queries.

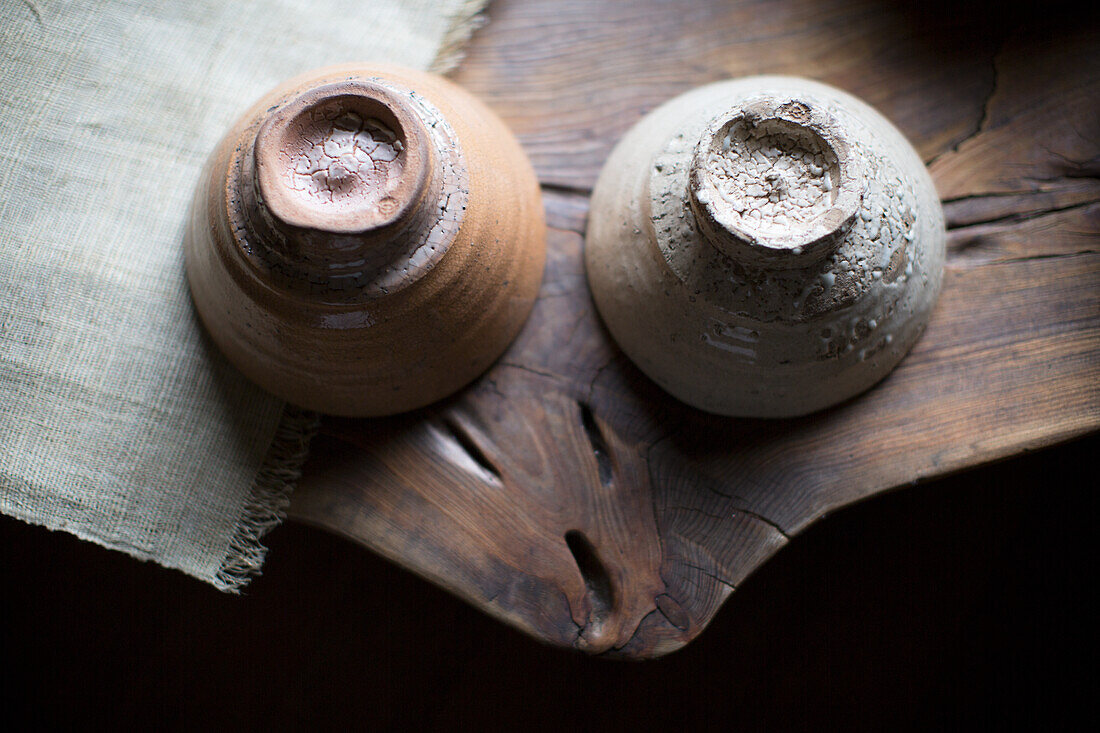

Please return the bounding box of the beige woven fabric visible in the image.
[0,0,487,590]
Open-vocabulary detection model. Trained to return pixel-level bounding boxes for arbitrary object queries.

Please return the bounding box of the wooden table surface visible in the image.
[289,0,1099,658]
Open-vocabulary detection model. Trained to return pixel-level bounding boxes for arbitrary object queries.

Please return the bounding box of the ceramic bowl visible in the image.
[185,65,545,416]
[585,76,945,417]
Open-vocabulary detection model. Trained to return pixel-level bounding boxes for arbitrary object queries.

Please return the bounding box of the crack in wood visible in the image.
[942,183,1100,204]
[702,481,751,505]
[670,557,737,592]
[926,39,1003,168]
[499,361,567,383]
[1029,172,1100,185]
[1037,147,1100,176]
[584,355,615,404]
[946,197,1100,232]
[578,401,614,488]
[438,417,503,483]
[667,505,732,522]
[646,435,788,538]
[947,250,1100,269]
[541,183,592,234]
[541,182,593,197]
[481,375,506,401]
[564,529,616,636]
[697,484,792,539]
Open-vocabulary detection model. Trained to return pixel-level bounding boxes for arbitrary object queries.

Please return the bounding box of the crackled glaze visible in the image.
[281,112,404,208]
[702,117,835,235]
[585,76,945,417]
[186,65,545,416]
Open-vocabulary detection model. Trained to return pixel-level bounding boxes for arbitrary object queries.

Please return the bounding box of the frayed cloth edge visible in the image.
[429,0,491,74]
[212,405,320,593]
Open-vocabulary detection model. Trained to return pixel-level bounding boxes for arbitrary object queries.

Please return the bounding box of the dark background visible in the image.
[2,433,1093,730]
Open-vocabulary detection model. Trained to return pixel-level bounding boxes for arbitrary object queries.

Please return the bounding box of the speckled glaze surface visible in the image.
[585,76,945,417]
[186,65,545,416]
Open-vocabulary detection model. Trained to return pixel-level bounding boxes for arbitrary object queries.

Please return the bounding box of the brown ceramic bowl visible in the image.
[185,65,545,416]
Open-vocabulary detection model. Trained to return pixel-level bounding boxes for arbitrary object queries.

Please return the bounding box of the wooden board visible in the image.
[289,0,1100,658]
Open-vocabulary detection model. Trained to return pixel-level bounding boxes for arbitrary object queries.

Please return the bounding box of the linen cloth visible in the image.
[0,0,487,590]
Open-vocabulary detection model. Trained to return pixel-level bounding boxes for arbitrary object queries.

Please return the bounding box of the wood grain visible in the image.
[289,0,1100,657]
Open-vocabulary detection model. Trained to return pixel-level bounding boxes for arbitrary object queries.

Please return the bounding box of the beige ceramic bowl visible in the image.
[185,65,545,416]
[585,76,945,417]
